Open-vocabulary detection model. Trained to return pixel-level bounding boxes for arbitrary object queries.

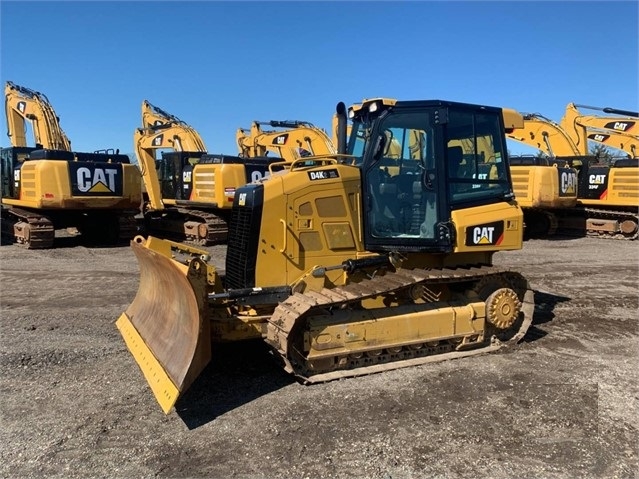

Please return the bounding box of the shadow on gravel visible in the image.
[172,290,573,429]
[175,339,295,430]
[523,289,571,342]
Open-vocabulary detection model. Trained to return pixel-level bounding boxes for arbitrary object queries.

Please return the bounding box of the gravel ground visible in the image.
[0,235,637,479]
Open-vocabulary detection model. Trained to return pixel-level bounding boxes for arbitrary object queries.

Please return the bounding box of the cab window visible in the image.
[446,111,510,204]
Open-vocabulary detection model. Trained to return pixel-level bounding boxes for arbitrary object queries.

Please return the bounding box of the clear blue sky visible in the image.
[1,1,637,158]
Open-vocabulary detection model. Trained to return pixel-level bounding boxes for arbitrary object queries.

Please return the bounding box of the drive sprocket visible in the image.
[485,288,522,329]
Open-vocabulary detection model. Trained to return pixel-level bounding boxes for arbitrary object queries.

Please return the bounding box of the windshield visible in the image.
[346,120,368,163]
[363,110,437,240]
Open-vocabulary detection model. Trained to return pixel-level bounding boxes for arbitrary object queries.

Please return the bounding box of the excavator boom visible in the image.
[236,120,336,161]
[505,112,581,157]
[4,81,71,151]
[561,103,639,156]
[586,130,639,158]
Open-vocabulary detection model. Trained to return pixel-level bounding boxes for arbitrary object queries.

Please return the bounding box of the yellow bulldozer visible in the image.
[117,98,535,414]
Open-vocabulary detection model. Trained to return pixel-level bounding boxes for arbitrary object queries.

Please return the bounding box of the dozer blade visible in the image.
[116,237,212,413]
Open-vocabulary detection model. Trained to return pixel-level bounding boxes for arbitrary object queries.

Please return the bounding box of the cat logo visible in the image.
[153,120,164,126]
[17,101,26,113]
[77,167,118,193]
[69,162,123,196]
[153,134,164,146]
[474,227,495,244]
[604,120,634,132]
[238,192,247,206]
[560,170,577,195]
[465,221,504,246]
[589,133,609,142]
[273,134,288,145]
[588,174,607,190]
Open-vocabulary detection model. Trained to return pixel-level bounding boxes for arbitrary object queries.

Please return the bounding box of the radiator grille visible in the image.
[225,185,264,289]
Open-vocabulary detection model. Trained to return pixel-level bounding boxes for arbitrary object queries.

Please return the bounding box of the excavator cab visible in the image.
[0,147,35,198]
[156,151,204,200]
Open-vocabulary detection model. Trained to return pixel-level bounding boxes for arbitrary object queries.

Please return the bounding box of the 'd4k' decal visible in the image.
[465,221,504,246]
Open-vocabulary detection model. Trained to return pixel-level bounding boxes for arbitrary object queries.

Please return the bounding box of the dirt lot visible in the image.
[0,235,637,479]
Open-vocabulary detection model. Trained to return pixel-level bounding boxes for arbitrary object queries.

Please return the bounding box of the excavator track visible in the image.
[144,208,228,246]
[523,208,558,239]
[583,207,638,240]
[117,213,141,242]
[176,208,228,246]
[555,207,638,240]
[0,206,55,249]
[266,265,534,384]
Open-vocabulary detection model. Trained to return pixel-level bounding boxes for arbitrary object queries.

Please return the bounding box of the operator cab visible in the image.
[348,99,514,252]
[0,147,36,198]
[157,151,205,200]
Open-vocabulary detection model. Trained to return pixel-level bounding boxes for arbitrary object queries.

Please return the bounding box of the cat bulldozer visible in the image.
[1,81,142,248]
[117,98,535,414]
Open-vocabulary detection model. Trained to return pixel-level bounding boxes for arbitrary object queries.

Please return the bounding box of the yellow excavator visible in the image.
[1,81,142,248]
[117,97,535,414]
[236,120,337,161]
[506,106,638,239]
[135,101,285,244]
[560,103,638,157]
[503,111,580,237]
[4,80,72,151]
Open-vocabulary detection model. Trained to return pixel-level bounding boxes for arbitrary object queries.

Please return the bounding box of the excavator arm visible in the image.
[4,81,71,151]
[586,130,639,158]
[134,123,207,211]
[236,120,336,161]
[140,100,207,152]
[505,111,581,157]
[560,103,639,156]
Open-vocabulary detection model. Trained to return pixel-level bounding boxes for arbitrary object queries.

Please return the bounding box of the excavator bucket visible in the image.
[116,236,212,413]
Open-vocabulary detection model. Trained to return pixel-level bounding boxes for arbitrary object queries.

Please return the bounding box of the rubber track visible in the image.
[266,265,534,383]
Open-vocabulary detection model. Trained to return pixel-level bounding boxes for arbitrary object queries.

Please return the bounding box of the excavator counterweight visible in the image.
[1,81,142,248]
